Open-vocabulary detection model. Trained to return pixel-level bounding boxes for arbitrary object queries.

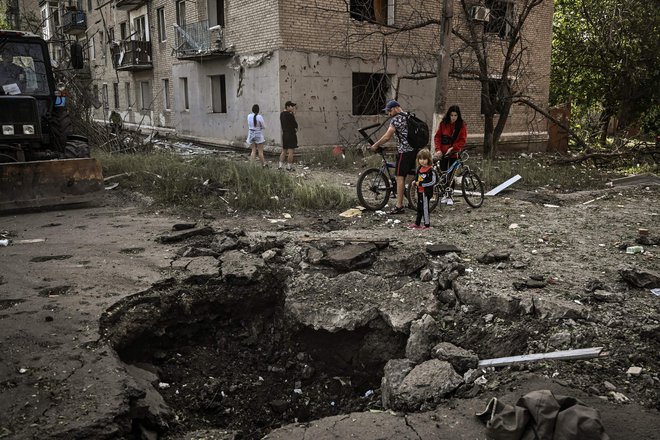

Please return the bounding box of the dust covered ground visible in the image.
[0,161,659,440]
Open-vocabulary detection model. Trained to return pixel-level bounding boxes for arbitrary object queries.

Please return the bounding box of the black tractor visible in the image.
[0,30,102,210]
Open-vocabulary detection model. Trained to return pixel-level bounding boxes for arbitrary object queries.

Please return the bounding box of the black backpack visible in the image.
[398,112,430,150]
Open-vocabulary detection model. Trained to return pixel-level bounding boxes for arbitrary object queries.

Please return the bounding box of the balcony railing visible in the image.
[115,0,145,11]
[174,20,232,60]
[61,10,87,35]
[110,40,152,71]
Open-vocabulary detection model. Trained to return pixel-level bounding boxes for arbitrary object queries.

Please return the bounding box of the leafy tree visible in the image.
[551,0,660,142]
[0,0,12,29]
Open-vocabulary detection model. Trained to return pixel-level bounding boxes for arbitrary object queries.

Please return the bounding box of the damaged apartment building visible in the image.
[9,0,553,151]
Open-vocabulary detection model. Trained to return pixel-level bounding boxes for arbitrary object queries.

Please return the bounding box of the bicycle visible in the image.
[406,150,485,212]
[356,147,417,210]
[355,122,417,211]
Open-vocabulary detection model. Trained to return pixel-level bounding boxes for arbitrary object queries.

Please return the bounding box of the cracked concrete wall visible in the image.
[171,52,281,146]
[278,50,435,148]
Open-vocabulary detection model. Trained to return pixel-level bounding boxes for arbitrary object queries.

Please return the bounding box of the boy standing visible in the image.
[279,101,298,171]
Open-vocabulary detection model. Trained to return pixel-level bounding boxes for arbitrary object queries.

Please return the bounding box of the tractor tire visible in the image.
[64,140,90,158]
[48,106,73,152]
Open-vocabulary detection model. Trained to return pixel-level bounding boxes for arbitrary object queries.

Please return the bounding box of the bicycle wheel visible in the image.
[406,171,441,213]
[461,171,484,208]
[357,168,392,210]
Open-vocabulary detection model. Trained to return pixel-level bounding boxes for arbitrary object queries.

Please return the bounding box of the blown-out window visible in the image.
[350,0,389,25]
[352,72,391,116]
[485,0,515,38]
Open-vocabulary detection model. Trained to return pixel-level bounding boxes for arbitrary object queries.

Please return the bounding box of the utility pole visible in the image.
[433,0,454,131]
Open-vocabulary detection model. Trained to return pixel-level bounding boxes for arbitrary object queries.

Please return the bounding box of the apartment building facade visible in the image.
[23,0,553,151]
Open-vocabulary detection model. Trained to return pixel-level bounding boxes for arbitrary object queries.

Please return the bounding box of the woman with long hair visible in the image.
[247,104,267,167]
[433,105,467,205]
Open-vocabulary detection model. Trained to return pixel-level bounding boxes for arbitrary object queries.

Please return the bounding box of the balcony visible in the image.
[174,20,233,60]
[110,40,152,71]
[61,10,87,36]
[115,0,145,11]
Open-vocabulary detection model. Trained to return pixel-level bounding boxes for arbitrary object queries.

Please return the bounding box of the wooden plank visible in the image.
[478,347,604,368]
[485,174,522,196]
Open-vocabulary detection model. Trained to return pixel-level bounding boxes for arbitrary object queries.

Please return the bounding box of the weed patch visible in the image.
[98,152,356,211]
[470,155,624,191]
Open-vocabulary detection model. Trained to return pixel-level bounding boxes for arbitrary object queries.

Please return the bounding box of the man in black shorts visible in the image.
[370,100,416,214]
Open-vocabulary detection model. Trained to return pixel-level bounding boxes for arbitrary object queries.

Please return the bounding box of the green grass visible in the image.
[97,151,356,211]
[302,145,371,170]
[469,155,626,191]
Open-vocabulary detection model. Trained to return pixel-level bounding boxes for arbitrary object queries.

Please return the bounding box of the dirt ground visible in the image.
[0,161,659,440]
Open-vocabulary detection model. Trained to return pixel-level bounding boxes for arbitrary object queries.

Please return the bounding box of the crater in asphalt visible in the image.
[100,275,404,439]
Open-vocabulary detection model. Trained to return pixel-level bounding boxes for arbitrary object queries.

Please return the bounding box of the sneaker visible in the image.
[388,206,405,215]
[421,225,432,230]
[445,198,454,206]
[440,197,449,204]
[287,167,295,172]
[408,223,422,229]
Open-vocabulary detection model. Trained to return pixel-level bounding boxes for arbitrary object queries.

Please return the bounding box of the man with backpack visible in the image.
[370,100,429,214]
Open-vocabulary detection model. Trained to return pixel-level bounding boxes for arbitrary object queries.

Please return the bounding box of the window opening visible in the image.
[210,75,227,113]
[352,72,391,115]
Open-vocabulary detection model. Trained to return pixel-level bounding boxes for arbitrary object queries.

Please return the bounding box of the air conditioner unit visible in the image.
[470,6,490,22]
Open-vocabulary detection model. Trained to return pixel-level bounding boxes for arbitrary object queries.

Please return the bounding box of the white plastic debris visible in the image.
[509,223,519,229]
[474,376,487,386]
[18,368,27,374]
[0,239,8,246]
[158,382,170,389]
[364,389,374,397]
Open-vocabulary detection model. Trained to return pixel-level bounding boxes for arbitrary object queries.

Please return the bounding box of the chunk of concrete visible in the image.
[393,360,463,410]
[185,256,220,279]
[285,272,439,333]
[405,314,441,363]
[431,342,479,374]
[592,290,624,303]
[219,250,266,285]
[619,266,660,288]
[477,250,511,264]
[426,243,462,255]
[374,252,427,277]
[533,296,586,320]
[323,243,377,271]
[381,358,416,410]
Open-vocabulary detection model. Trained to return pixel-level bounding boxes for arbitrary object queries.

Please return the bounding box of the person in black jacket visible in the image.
[279,101,298,171]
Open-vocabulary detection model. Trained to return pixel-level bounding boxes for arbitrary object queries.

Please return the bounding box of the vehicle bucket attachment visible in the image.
[0,158,103,211]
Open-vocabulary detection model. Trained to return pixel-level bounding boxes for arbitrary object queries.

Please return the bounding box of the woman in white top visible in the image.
[247,104,266,167]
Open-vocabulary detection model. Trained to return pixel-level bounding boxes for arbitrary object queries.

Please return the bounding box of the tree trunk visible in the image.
[492,101,513,155]
[433,0,454,130]
[483,114,495,158]
[598,110,610,146]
